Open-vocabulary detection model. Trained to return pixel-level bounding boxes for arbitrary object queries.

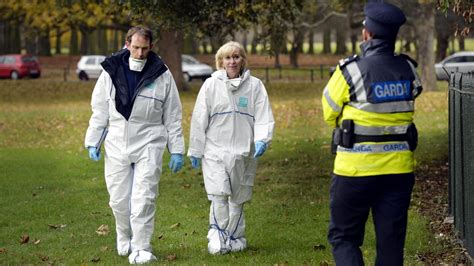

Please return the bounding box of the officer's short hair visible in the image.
[215,41,248,71]
[126,26,153,45]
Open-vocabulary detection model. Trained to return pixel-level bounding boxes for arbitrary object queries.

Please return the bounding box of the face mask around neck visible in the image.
[226,77,242,91]
[129,57,147,72]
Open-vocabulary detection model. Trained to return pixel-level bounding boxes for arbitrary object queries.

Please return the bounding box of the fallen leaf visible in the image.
[48,224,67,230]
[158,233,164,240]
[100,246,109,252]
[0,248,7,254]
[20,235,29,244]
[38,254,49,262]
[182,184,191,189]
[319,260,330,266]
[443,216,454,224]
[34,239,41,245]
[166,254,177,261]
[91,256,100,262]
[170,223,180,229]
[313,244,326,251]
[96,224,109,236]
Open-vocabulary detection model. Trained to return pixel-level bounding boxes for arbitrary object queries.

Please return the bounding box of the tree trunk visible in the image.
[308,29,314,54]
[436,36,449,62]
[350,33,357,54]
[435,9,452,61]
[274,51,281,68]
[289,46,298,68]
[25,33,37,55]
[80,28,90,55]
[290,28,304,68]
[458,36,465,51]
[6,21,21,54]
[38,28,51,56]
[323,28,331,54]
[251,25,258,54]
[0,22,5,54]
[55,27,62,55]
[157,29,188,91]
[335,23,347,55]
[415,3,436,91]
[242,31,248,53]
[70,27,79,55]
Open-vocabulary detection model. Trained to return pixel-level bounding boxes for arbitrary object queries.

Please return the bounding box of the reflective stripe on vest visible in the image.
[354,124,410,135]
[406,59,423,97]
[345,62,415,113]
[323,87,342,113]
[337,142,410,153]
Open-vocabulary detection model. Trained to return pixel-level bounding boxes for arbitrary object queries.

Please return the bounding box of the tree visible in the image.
[129,0,257,91]
[435,9,457,61]
[412,1,437,91]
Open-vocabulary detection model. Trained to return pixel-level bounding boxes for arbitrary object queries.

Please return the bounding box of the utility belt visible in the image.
[331,120,418,154]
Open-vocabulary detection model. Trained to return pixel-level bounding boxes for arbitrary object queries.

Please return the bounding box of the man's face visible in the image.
[126,34,152,60]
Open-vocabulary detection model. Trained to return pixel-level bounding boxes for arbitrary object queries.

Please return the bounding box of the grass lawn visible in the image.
[0,79,448,264]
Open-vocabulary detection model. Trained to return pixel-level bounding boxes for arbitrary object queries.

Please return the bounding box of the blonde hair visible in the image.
[215,41,248,70]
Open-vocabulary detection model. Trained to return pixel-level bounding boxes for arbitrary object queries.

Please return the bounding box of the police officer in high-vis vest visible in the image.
[322,2,422,265]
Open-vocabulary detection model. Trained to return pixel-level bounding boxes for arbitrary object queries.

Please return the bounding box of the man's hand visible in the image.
[190,156,201,169]
[169,154,184,173]
[253,141,267,158]
[88,147,101,161]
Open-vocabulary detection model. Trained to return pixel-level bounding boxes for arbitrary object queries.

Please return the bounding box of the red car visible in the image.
[0,54,41,79]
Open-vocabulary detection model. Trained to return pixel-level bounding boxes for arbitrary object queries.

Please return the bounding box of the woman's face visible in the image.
[223,51,243,79]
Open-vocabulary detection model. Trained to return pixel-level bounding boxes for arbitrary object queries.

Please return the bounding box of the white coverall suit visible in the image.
[188,69,274,254]
[84,53,185,257]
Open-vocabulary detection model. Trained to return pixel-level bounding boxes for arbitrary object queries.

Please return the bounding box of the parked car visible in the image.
[181,54,213,82]
[0,54,41,79]
[435,51,474,80]
[76,55,106,81]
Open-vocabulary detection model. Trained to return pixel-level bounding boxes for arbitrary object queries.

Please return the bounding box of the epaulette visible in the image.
[399,53,418,68]
[338,54,359,69]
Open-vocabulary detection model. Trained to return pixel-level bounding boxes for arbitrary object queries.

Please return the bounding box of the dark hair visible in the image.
[126,26,153,45]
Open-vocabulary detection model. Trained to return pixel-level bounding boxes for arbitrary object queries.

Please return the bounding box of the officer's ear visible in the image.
[362,28,375,41]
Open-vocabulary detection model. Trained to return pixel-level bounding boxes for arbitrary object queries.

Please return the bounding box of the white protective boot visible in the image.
[112,205,132,256]
[128,250,157,264]
[227,202,247,252]
[117,236,131,256]
[207,196,230,255]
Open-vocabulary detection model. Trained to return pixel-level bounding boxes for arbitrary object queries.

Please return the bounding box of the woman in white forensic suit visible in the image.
[188,41,274,255]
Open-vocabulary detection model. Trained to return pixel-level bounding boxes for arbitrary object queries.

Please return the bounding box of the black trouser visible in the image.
[328,173,415,266]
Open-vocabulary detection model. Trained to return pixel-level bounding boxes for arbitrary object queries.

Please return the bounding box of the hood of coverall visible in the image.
[211,69,251,91]
[101,49,168,120]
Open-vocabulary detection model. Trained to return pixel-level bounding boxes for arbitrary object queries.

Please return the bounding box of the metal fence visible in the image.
[449,72,474,258]
[252,65,334,83]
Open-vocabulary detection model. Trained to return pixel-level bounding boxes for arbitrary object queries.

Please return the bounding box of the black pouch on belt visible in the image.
[331,127,342,154]
[341,119,355,148]
[406,123,418,151]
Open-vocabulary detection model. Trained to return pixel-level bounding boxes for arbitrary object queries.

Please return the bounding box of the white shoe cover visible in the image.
[207,229,229,255]
[128,250,157,264]
[117,241,130,256]
[228,237,247,252]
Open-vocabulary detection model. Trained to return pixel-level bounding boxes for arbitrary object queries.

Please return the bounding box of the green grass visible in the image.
[0,79,448,264]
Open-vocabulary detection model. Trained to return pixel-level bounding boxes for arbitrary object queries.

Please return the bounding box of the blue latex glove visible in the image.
[169,154,184,173]
[88,146,101,161]
[190,156,201,169]
[253,141,267,158]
